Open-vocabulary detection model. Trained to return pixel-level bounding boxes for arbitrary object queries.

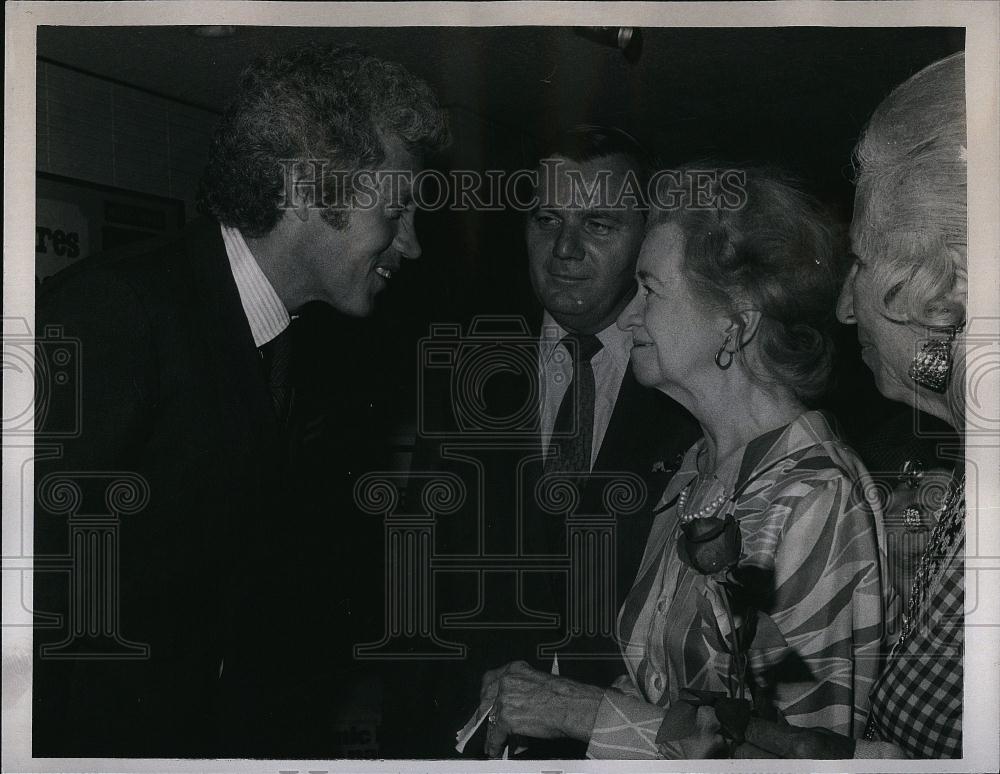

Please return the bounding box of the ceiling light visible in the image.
[191,26,236,39]
[575,27,643,63]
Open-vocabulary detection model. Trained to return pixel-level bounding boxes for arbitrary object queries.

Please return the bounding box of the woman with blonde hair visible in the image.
[473,165,887,759]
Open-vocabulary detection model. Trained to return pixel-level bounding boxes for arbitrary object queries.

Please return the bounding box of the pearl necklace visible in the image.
[677,479,730,524]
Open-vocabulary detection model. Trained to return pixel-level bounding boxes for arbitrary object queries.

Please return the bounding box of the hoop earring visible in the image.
[715,335,734,370]
[909,323,963,393]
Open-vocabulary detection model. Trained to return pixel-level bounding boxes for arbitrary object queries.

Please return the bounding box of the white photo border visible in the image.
[4,2,998,772]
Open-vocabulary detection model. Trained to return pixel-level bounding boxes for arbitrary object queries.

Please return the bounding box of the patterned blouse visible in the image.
[587,411,887,759]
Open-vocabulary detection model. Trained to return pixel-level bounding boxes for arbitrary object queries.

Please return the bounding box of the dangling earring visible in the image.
[909,323,963,393]
[715,334,734,370]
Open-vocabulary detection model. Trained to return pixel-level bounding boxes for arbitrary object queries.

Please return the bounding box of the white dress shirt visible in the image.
[217,224,291,681]
[538,312,633,470]
[220,224,290,347]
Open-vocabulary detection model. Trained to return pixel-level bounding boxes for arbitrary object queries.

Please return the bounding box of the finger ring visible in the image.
[488,710,498,725]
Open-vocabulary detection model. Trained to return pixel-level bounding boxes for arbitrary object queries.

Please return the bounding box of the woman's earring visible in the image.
[909,323,963,393]
[715,335,734,370]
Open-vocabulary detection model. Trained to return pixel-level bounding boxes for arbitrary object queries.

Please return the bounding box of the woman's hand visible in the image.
[478,660,604,757]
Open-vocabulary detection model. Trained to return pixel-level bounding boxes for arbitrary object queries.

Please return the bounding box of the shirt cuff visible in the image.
[586,687,666,759]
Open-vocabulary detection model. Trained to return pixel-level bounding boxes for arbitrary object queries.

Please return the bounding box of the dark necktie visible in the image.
[546,333,603,475]
[259,327,294,426]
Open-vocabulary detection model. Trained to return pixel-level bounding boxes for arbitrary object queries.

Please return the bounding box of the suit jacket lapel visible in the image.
[591,366,645,477]
[588,368,656,605]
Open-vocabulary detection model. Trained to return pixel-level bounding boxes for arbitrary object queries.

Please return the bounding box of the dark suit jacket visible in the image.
[389,317,699,757]
[523,365,700,680]
[33,218,301,757]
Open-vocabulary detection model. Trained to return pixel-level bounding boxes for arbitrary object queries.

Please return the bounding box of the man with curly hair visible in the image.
[34,44,448,758]
[199,44,449,317]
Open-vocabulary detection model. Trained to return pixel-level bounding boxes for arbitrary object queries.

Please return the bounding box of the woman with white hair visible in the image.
[737,51,968,760]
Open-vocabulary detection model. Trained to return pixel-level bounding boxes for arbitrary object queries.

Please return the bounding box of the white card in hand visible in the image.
[454,702,520,757]
[454,702,492,754]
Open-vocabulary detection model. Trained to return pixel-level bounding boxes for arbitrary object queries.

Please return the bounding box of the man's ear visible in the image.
[291,173,316,224]
[727,309,762,351]
[285,161,320,223]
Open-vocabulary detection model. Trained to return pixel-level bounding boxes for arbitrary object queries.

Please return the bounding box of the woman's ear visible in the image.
[728,309,762,351]
[941,260,968,324]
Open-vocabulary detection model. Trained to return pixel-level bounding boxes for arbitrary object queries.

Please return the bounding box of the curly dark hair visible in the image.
[651,165,850,404]
[198,44,450,237]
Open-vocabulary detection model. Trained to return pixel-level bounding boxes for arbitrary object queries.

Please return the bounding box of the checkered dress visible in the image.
[864,477,964,758]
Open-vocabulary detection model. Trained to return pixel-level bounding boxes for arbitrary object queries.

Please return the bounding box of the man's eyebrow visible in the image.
[585,208,629,221]
[530,206,630,220]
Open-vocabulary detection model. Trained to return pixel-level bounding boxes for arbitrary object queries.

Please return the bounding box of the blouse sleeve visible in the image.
[586,683,667,759]
[744,470,884,737]
[588,462,884,758]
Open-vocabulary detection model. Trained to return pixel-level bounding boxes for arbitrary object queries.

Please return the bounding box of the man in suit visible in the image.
[396,127,698,757]
[33,44,448,758]
[520,128,700,687]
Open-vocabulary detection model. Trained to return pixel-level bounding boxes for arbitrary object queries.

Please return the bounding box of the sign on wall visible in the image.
[35,198,89,281]
[35,173,185,284]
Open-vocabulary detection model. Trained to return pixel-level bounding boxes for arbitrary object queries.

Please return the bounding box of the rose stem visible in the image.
[719,582,739,699]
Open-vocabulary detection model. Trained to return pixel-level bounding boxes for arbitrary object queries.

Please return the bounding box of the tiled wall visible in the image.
[36,60,220,217]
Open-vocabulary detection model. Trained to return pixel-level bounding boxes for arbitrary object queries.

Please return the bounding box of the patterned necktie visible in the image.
[546,333,603,475]
[259,327,294,426]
